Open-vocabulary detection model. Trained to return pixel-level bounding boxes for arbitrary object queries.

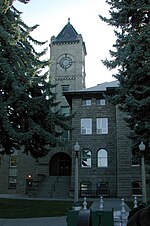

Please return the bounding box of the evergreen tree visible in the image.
[17,0,30,3]
[0,0,72,158]
[100,0,150,149]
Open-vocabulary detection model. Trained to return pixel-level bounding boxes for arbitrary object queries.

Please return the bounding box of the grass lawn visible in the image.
[0,199,74,219]
[0,198,93,219]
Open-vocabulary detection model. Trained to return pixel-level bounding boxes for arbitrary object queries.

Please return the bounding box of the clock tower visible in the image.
[49,18,87,105]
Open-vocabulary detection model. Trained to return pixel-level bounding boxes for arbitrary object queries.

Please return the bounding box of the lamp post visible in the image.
[139,141,147,205]
[74,141,80,205]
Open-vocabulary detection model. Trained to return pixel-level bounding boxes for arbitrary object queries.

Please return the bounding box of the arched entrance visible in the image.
[49,152,72,176]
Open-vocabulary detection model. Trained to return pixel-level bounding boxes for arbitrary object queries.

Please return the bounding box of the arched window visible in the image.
[97,149,108,167]
[81,149,91,167]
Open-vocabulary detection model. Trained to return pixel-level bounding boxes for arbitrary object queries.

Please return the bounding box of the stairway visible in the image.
[36,176,71,198]
[52,176,71,198]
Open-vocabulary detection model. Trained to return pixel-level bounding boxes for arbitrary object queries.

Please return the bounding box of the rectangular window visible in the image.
[60,130,70,141]
[9,176,17,189]
[96,182,109,197]
[61,85,69,94]
[9,168,17,176]
[60,107,70,140]
[132,181,142,196]
[96,118,108,134]
[80,182,92,197]
[81,118,92,134]
[82,99,91,106]
[10,156,18,167]
[96,99,106,106]
[9,152,18,189]
[9,168,17,189]
[132,148,140,166]
[60,106,70,116]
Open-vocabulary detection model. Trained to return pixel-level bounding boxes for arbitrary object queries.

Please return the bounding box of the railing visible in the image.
[50,176,59,198]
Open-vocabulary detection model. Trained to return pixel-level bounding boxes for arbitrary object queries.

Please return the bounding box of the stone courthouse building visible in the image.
[0,19,149,200]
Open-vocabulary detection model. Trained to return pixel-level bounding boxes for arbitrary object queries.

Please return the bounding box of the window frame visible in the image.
[81,149,92,168]
[96,98,106,106]
[132,148,140,166]
[9,167,17,189]
[81,118,92,135]
[9,156,18,167]
[80,181,92,197]
[60,130,70,141]
[61,85,69,95]
[96,182,109,197]
[82,99,92,106]
[97,149,108,167]
[132,181,142,197]
[8,176,17,189]
[96,118,108,134]
[60,106,70,116]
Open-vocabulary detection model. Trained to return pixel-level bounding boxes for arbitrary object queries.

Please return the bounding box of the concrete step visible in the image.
[36,176,71,198]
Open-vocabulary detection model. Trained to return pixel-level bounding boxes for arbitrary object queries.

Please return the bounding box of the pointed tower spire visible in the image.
[52,18,79,44]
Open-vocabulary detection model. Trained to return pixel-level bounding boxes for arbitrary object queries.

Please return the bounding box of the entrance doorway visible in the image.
[49,152,72,176]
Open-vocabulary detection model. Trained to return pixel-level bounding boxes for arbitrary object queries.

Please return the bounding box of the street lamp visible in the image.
[74,141,80,205]
[139,141,147,205]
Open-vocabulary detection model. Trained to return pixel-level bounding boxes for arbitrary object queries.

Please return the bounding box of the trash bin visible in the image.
[67,210,80,226]
[92,209,114,226]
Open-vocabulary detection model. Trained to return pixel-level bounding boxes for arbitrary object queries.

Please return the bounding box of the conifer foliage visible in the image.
[0,0,72,158]
[100,0,150,148]
[17,0,30,3]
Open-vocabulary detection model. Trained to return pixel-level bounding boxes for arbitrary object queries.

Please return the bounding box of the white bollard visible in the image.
[83,197,87,210]
[121,198,127,224]
[134,196,138,208]
[99,196,103,210]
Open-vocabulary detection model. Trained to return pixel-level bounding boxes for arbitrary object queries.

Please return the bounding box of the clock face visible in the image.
[59,57,72,69]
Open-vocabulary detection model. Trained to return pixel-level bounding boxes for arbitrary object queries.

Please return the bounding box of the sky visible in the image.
[13,0,116,88]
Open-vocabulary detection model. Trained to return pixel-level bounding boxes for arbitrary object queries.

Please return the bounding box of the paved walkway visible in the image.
[0,216,67,226]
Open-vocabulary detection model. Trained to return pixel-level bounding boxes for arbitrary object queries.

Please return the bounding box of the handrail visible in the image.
[50,176,59,197]
[77,209,92,226]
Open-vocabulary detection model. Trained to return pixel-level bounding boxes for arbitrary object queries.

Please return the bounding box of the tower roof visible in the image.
[52,18,79,44]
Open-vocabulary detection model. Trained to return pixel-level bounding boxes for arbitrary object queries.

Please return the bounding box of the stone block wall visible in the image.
[71,94,118,197]
[116,107,141,198]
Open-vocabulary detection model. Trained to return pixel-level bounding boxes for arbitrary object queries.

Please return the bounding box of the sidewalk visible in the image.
[0,216,67,226]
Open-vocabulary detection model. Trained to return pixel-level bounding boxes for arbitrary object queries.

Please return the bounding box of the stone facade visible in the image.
[0,20,149,200]
[65,86,149,199]
[0,146,36,194]
[71,94,117,197]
